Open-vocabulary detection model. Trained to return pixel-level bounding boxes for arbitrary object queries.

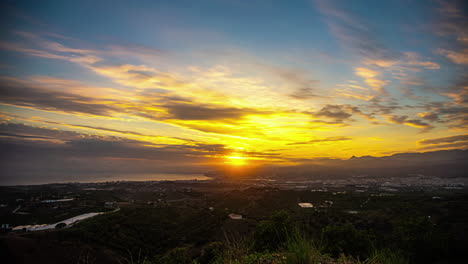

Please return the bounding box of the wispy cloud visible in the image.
[386,114,434,131]
[434,0,468,64]
[418,134,468,145]
[288,136,353,145]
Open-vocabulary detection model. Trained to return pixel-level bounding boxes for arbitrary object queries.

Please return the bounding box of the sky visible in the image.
[0,0,467,183]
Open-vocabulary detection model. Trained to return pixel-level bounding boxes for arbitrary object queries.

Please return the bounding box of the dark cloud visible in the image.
[346,105,375,120]
[307,104,375,125]
[289,87,320,100]
[0,132,51,140]
[0,122,84,141]
[0,77,120,116]
[33,119,196,143]
[419,134,468,145]
[313,104,352,122]
[419,141,468,151]
[419,112,441,122]
[388,115,407,124]
[163,103,270,121]
[387,115,434,131]
[421,100,468,128]
[126,70,158,79]
[1,76,270,126]
[368,96,400,115]
[434,0,468,58]
[0,123,230,184]
[0,122,286,184]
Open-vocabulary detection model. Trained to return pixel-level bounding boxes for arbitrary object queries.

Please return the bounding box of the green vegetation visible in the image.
[2,185,468,263]
[321,224,372,258]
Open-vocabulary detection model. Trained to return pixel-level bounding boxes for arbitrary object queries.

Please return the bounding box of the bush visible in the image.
[253,210,293,251]
[241,252,286,264]
[392,216,434,262]
[321,224,372,258]
[159,247,193,264]
[369,248,409,264]
[199,242,224,264]
[283,231,321,264]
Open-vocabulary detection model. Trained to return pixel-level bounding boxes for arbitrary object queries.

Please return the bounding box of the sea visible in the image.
[0,173,212,186]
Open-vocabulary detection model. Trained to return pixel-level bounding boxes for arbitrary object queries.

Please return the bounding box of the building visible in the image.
[298,203,314,208]
[228,213,243,220]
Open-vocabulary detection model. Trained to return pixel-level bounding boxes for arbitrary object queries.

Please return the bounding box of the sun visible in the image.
[225,155,248,166]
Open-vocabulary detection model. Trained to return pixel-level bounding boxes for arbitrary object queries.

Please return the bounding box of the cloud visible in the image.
[418,141,468,151]
[0,41,70,60]
[0,123,226,172]
[354,67,389,93]
[288,136,353,145]
[364,52,440,70]
[0,74,275,129]
[368,96,400,114]
[0,132,51,140]
[346,105,376,120]
[0,122,290,184]
[253,64,321,99]
[308,104,376,125]
[0,77,121,117]
[0,135,217,184]
[0,31,328,112]
[355,68,378,79]
[421,98,468,128]
[289,87,320,100]
[403,52,440,70]
[0,122,83,142]
[386,115,434,131]
[86,63,185,89]
[434,0,468,64]
[313,104,352,123]
[437,48,468,64]
[314,0,398,61]
[442,85,468,105]
[418,134,468,145]
[417,112,441,122]
[315,0,440,100]
[22,119,194,144]
[163,103,270,121]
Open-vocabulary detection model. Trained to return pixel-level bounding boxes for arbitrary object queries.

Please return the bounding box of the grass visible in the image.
[336,248,409,264]
[213,229,410,264]
[282,230,322,264]
[368,248,409,264]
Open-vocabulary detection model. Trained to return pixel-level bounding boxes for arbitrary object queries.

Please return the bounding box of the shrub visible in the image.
[283,231,321,264]
[253,210,293,251]
[199,242,224,264]
[392,216,435,262]
[159,247,193,264]
[369,248,409,264]
[321,224,372,258]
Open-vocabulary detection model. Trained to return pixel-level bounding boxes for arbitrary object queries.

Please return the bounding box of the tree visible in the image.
[321,223,372,258]
[253,210,293,251]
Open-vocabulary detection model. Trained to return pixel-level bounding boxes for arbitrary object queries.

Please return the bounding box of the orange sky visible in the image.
[0,0,467,175]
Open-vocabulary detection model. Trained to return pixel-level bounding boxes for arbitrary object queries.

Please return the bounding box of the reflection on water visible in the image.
[98,173,213,182]
[3,173,212,186]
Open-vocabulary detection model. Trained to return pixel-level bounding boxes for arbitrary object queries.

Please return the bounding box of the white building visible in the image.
[298,203,314,208]
[228,213,243,220]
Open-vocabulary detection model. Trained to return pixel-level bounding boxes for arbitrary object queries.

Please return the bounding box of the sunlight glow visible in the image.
[225,155,248,166]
